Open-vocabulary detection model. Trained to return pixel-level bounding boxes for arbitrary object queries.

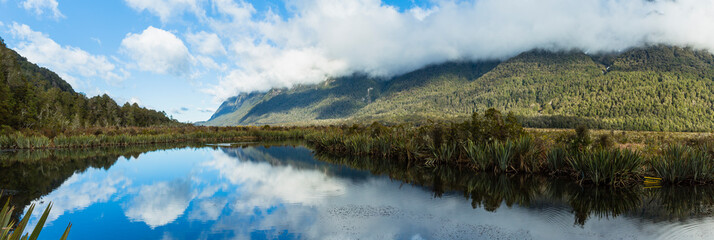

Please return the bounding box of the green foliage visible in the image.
[546,146,568,173]
[428,142,457,165]
[0,126,307,150]
[0,41,178,131]
[465,136,543,173]
[463,139,487,170]
[594,134,615,149]
[205,46,714,132]
[0,199,71,240]
[651,144,714,184]
[488,140,516,172]
[468,109,525,143]
[567,149,643,186]
[567,125,592,151]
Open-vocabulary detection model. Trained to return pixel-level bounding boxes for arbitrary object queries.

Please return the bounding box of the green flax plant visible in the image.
[567,148,643,186]
[546,146,569,174]
[463,140,488,171]
[650,144,714,184]
[1,199,71,240]
[428,142,457,166]
[488,140,515,172]
[511,136,544,173]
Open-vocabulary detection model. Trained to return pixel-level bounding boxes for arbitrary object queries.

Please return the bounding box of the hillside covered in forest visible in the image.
[203,45,714,132]
[0,36,179,133]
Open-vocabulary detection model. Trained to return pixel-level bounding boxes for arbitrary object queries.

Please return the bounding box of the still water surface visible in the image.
[1,143,714,239]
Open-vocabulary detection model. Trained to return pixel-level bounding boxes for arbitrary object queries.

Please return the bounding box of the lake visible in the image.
[1,143,713,239]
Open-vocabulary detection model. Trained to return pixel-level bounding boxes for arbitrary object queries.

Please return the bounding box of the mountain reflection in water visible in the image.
[0,143,713,239]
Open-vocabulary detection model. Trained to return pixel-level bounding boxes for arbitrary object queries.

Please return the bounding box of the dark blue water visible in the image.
[4,144,714,239]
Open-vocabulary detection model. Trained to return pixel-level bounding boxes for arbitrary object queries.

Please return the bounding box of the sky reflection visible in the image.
[18,146,714,240]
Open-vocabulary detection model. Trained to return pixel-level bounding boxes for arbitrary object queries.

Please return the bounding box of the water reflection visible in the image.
[1,144,714,239]
[316,153,714,225]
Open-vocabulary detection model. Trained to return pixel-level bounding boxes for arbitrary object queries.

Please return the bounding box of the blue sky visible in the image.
[1,0,712,122]
[0,0,432,122]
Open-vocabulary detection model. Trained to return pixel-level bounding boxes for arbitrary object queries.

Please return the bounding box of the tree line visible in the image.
[0,36,179,134]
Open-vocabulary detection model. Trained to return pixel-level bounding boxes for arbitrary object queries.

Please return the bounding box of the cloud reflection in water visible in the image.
[17,146,714,239]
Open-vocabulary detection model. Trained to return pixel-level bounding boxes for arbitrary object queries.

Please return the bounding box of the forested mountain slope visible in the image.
[204,45,714,132]
[0,37,178,131]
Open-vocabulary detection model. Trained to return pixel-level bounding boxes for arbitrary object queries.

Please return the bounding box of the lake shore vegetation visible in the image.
[2,109,714,186]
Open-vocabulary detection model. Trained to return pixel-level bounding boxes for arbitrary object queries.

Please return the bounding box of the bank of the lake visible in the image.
[2,110,714,187]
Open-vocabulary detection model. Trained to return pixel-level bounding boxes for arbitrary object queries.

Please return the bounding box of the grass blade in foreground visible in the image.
[0,200,70,240]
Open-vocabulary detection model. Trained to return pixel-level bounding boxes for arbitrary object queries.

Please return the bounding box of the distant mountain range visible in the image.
[202,45,714,132]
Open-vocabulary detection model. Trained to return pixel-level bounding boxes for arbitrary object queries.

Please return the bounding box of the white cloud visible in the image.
[21,0,64,19]
[208,46,348,99]
[9,23,124,87]
[409,6,438,21]
[129,97,141,105]
[120,26,192,76]
[197,107,215,113]
[187,198,227,222]
[186,31,226,56]
[205,151,345,212]
[124,180,193,228]
[200,0,714,101]
[25,169,130,229]
[124,0,204,23]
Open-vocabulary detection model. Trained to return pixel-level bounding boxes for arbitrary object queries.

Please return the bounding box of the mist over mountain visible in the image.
[203,45,714,132]
[206,0,714,102]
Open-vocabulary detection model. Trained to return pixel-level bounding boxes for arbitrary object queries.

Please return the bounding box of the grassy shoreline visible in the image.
[0,126,308,150]
[302,110,714,186]
[2,111,714,186]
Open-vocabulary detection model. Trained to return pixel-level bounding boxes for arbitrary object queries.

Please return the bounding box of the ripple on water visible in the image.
[326,204,403,218]
[538,205,575,232]
[656,218,714,240]
[432,223,534,240]
[320,204,536,239]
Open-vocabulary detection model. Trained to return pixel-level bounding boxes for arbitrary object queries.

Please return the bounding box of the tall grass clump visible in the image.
[567,148,643,186]
[489,140,516,172]
[1,199,71,240]
[463,140,488,170]
[0,134,51,149]
[511,136,544,172]
[0,135,13,149]
[428,142,457,166]
[546,146,569,174]
[465,136,543,173]
[650,144,714,184]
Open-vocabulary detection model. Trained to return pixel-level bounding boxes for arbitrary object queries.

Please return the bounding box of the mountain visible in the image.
[203,45,714,132]
[0,36,178,131]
